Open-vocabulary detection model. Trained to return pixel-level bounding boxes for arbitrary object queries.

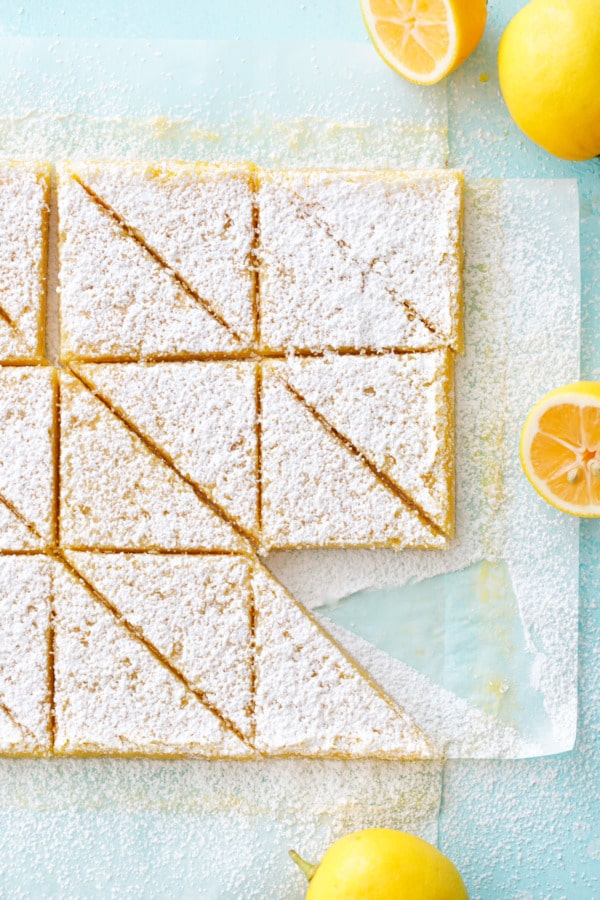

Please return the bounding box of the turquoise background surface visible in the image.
[0,0,599,897]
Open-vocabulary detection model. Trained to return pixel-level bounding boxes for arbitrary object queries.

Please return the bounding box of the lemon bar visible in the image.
[59,372,248,552]
[0,367,56,550]
[0,161,49,363]
[58,162,255,362]
[252,563,432,759]
[260,363,446,550]
[52,559,250,757]
[71,360,259,539]
[258,169,463,353]
[282,350,454,536]
[65,551,255,740]
[0,557,52,755]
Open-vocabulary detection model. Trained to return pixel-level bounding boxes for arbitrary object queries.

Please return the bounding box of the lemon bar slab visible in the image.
[0,367,56,550]
[52,560,252,758]
[58,162,255,361]
[66,551,255,740]
[258,169,463,353]
[282,350,454,536]
[0,161,49,363]
[0,557,52,755]
[260,364,446,550]
[59,372,248,552]
[72,361,259,539]
[252,563,432,759]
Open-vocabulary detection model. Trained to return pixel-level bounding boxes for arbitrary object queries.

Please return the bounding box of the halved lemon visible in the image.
[361,0,487,86]
[520,382,600,517]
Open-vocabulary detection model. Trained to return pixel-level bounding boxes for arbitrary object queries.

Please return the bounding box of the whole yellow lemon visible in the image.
[290,828,468,899]
[498,0,600,161]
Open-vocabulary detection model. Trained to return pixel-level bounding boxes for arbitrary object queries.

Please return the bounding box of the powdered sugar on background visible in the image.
[0,757,442,898]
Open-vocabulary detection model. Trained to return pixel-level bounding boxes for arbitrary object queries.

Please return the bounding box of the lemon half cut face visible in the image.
[361,0,487,85]
[521,382,600,517]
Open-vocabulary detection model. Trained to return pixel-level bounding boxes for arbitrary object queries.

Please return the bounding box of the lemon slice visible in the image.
[361,0,487,86]
[520,382,600,517]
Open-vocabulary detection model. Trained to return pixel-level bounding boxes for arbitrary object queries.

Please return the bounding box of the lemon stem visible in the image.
[289,849,319,882]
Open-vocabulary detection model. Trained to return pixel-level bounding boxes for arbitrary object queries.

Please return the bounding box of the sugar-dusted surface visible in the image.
[282,350,454,535]
[253,563,432,759]
[59,372,247,551]
[0,160,49,363]
[0,39,448,169]
[57,164,240,361]
[258,169,462,352]
[0,556,52,755]
[0,757,442,898]
[268,179,579,751]
[67,552,255,739]
[325,621,540,760]
[0,503,42,549]
[52,560,251,758]
[71,161,256,345]
[260,364,445,550]
[269,182,580,763]
[0,366,55,550]
[74,360,259,537]
[0,708,22,748]
[269,180,579,754]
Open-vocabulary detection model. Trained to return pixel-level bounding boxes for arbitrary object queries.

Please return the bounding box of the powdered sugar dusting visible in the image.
[253,564,432,759]
[0,756,442,896]
[0,161,48,362]
[67,552,255,739]
[258,169,462,352]
[267,179,580,756]
[57,165,240,360]
[75,361,259,536]
[0,556,52,754]
[75,162,256,345]
[0,367,55,548]
[283,350,453,534]
[260,365,445,550]
[326,622,541,760]
[52,559,250,758]
[59,372,247,552]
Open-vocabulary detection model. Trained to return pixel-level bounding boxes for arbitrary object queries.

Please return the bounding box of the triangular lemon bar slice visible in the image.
[260,365,445,550]
[57,165,242,362]
[0,557,52,755]
[66,551,255,740]
[258,169,463,353]
[59,372,247,552]
[70,162,256,347]
[0,161,50,363]
[73,162,255,343]
[72,361,259,539]
[52,560,251,757]
[282,351,454,535]
[252,563,432,759]
[0,367,55,550]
